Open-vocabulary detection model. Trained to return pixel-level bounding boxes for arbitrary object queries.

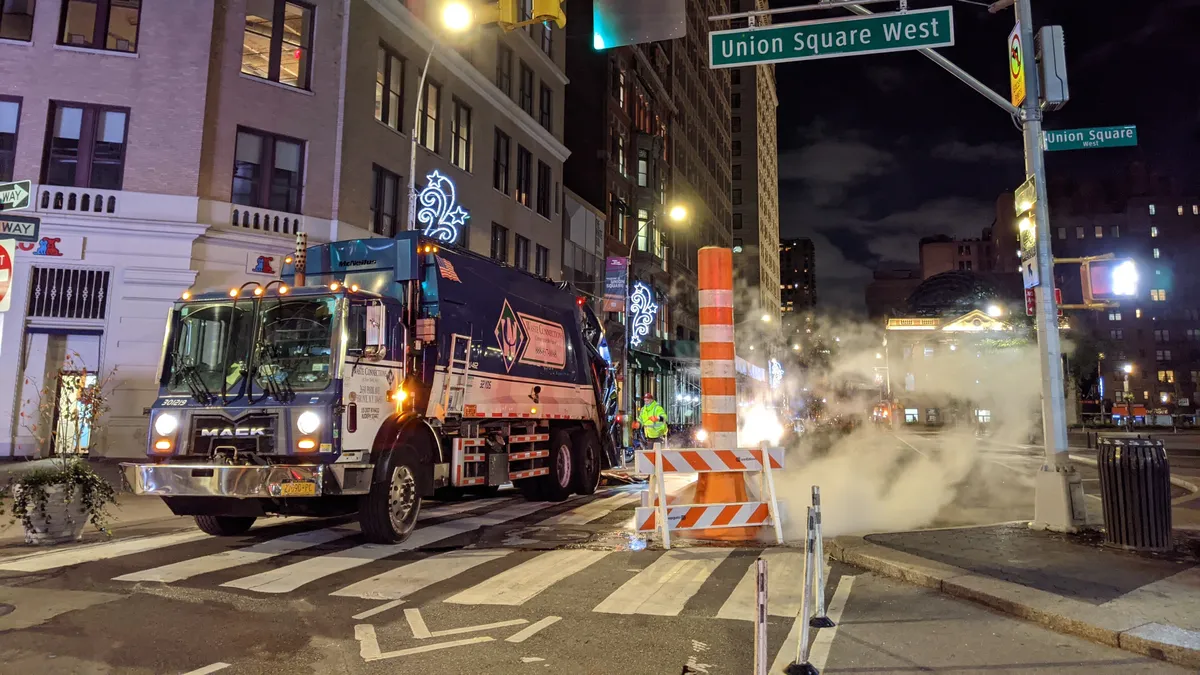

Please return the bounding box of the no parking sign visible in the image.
[0,239,13,312]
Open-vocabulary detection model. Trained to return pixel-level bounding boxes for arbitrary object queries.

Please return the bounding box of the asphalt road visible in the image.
[0,471,1188,674]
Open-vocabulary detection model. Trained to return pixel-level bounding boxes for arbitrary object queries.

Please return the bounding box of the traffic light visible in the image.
[593,0,686,50]
[476,0,519,28]
[532,0,566,28]
[1082,258,1138,303]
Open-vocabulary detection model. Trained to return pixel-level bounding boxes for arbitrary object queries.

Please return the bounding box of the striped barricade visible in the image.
[636,445,785,549]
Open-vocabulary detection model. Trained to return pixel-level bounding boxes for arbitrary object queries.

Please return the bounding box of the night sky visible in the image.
[771,0,1200,313]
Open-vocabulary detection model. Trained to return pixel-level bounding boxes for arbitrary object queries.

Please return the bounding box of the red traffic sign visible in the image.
[0,239,13,313]
[1025,288,1063,317]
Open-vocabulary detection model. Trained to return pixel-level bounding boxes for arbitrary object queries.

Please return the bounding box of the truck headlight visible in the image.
[297,411,321,435]
[154,413,179,436]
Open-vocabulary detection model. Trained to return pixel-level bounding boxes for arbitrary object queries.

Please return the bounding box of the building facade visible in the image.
[0,0,568,459]
[729,0,780,335]
[919,229,997,278]
[780,237,815,314]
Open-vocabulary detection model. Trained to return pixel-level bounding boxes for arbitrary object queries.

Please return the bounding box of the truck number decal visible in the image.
[478,380,492,390]
[160,398,188,407]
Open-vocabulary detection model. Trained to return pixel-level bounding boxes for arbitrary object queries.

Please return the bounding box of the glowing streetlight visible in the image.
[760,313,771,323]
[875,352,882,359]
[668,204,688,223]
[986,304,1003,317]
[1123,363,1133,374]
[441,1,473,32]
[792,344,801,351]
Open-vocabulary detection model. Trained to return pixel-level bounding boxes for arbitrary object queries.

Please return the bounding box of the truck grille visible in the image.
[189,414,278,456]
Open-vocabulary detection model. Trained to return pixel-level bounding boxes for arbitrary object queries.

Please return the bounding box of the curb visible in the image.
[827,536,1200,670]
[1069,453,1200,494]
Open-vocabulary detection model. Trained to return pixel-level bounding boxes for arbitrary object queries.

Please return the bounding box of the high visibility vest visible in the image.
[638,401,667,439]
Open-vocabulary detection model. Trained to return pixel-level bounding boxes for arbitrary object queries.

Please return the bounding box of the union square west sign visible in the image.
[709,6,954,68]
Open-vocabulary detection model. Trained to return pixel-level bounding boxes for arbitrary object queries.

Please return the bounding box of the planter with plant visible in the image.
[3,353,119,545]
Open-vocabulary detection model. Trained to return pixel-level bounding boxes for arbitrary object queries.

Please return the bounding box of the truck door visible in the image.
[340,299,404,453]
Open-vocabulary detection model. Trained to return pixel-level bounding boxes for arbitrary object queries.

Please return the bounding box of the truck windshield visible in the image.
[165,296,337,396]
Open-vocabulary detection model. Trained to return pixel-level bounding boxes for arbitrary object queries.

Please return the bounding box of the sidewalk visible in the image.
[829,523,1200,669]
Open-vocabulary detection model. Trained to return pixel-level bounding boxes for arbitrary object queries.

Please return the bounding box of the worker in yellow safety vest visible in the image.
[638,392,668,447]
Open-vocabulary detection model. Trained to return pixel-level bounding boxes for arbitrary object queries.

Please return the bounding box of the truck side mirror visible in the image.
[365,302,386,359]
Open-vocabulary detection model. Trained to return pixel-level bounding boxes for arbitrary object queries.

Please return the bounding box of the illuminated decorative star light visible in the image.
[628,282,657,348]
[417,170,469,244]
[769,359,784,390]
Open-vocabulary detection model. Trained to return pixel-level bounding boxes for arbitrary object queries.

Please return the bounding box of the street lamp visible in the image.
[407,3,473,234]
[986,304,1004,318]
[760,313,771,323]
[668,204,688,223]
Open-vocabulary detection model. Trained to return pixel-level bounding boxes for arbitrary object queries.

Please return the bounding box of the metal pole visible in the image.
[787,507,819,674]
[1014,0,1084,532]
[753,558,769,675]
[407,44,436,233]
[809,486,834,628]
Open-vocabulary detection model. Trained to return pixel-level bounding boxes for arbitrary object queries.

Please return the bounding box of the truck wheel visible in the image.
[194,515,256,536]
[571,430,602,496]
[359,464,422,544]
[541,430,575,502]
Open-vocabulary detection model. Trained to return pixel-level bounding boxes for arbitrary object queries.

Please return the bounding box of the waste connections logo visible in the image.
[494,299,527,373]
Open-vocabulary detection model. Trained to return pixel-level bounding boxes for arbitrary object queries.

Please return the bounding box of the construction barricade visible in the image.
[634,445,785,549]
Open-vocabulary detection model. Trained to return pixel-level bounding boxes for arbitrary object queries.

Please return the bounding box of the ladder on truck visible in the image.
[438,333,473,420]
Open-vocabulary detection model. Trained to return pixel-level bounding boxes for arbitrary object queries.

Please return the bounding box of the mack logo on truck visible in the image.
[199,427,268,437]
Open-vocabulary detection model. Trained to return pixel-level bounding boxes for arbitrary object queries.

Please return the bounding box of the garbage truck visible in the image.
[122,231,620,544]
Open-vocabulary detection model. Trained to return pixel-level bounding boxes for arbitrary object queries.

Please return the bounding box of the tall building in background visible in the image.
[0,0,567,458]
[565,0,730,423]
[729,0,780,352]
[919,229,997,279]
[780,237,816,314]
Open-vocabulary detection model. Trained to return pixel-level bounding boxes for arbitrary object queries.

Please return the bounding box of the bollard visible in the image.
[753,558,768,675]
[784,508,820,675]
[809,486,834,629]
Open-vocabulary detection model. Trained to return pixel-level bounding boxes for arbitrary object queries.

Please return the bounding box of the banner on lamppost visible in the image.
[603,257,629,312]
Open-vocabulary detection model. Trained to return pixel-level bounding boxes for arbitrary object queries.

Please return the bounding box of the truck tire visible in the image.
[194,515,256,536]
[541,430,575,502]
[571,429,602,496]
[359,463,422,544]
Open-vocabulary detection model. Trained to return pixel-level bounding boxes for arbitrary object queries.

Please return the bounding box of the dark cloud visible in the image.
[931,140,1023,163]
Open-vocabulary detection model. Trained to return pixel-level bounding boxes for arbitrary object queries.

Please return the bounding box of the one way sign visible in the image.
[0,180,31,211]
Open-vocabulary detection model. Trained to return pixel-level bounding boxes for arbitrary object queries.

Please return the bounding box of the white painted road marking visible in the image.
[506,616,562,643]
[537,492,639,525]
[355,623,491,662]
[807,574,855,671]
[405,608,433,639]
[0,531,210,573]
[180,663,231,675]
[446,549,611,606]
[769,565,834,675]
[593,549,733,616]
[351,599,405,620]
[419,497,514,520]
[221,501,548,594]
[332,548,514,600]
[114,527,354,583]
[716,549,806,621]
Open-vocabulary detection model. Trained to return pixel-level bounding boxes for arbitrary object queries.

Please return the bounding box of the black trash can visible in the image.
[1097,436,1173,552]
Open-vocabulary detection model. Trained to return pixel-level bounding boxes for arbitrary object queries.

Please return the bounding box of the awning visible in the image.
[629,350,662,373]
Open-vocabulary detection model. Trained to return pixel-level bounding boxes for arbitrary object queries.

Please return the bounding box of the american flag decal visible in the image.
[437,256,461,282]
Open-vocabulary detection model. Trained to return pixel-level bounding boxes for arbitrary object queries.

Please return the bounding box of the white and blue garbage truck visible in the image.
[122,231,620,544]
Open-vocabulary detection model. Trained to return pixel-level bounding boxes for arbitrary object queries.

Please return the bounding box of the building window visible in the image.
[451,98,472,172]
[1178,205,1185,216]
[612,133,625,175]
[370,165,400,237]
[732,189,742,205]
[540,24,552,56]
[536,160,551,218]
[732,117,741,132]
[0,97,19,182]
[1110,330,1123,340]
[493,130,510,195]
[1149,204,1156,215]
[731,93,741,109]
[1108,312,1121,321]
[241,0,313,89]
[375,46,404,131]
[518,62,534,115]
[612,67,626,108]
[636,209,649,251]
[515,145,531,207]
[731,70,741,85]
[60,0,140,52]
[1194,205,1199,216]
[231,127,304,213]
[1112,225,1120,238]
[1153,248,1160,259]
[1151,226,1159,237]
[496,43,513,96]
[419,80,441,152]
[43,102,129,190]
[514,235,530,271]
[490,223,508,262]
[732,140,741,157]
[1155,329,1170,342]
[535,245,549,277]
[1136,308,1143,318]
[1075,226,1084,239]
[538,83,552,131]
[732,164,742,181]
[1,0,35,41]
[733,213,743,230]
[1095,225,1103,238]
[637,149,649,188]
[1156,350,1172,362]
[1151,289,1167,302]
[1057,227,1065,239]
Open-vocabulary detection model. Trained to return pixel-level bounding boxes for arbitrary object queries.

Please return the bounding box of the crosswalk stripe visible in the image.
[331,548,514,600]
[419,497,513,520]
[220,501,550,594]
[593,549,733,616]
[0,531,210,573]
[113,527,356,583]
[715,550,806,621]
[536,492,639,526]
[445,549,612,606]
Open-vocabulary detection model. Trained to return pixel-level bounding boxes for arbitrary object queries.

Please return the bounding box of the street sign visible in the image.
[0,239,13,313]
[1043,125,1137,152]
[0,180,31,211]
[708,6,954,69]
[1025,287,1062,317]
[1008,23,1025,107]
[0,214,40,243]
[603,257,629,312]
[1022,254,1040,289]
[1014,176,1037,287]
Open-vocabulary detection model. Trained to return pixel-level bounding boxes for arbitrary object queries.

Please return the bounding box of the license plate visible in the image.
[279,481,317,497]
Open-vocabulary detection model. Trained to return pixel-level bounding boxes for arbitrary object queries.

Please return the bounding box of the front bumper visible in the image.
[120,462,373,498]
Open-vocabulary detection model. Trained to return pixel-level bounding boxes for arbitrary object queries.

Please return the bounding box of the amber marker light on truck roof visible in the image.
[278,285,289,295]
[253,286,264,296]
[350,284,360,292]
[330,282,341,292]
[181,291,191,300]
[228,288,239,297]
